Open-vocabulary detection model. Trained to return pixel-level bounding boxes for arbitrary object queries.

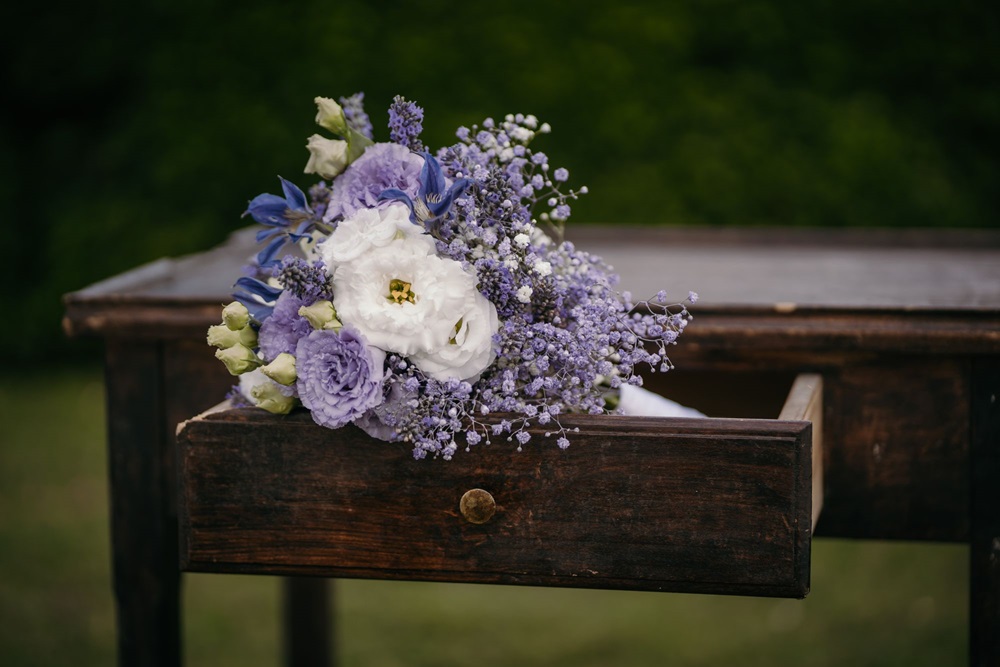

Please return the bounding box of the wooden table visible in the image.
[63,226,1000,666]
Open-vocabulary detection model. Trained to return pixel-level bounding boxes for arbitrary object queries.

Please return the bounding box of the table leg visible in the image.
[105,340,182,667]
[971,357,1000,666]
[283,578,333,667]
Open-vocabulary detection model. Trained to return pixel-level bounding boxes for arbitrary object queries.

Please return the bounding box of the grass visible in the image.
[0,365,968,666]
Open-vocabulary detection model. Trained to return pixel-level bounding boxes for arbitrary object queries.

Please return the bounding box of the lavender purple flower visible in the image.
[339,92,373,140]
[296,328,387,429]
[324,142,424,222]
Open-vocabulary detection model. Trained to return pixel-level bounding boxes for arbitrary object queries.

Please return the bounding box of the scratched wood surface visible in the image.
[177,384,816,598]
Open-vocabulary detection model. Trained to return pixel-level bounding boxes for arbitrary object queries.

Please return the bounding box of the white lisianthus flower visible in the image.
[319,203,432,266]
[304,134,350,179]
[410,290,499,381]
[332,237,499,379]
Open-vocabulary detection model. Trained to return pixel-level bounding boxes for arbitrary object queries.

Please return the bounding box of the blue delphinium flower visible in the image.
[245,177,317,268]
[379,152,470,231]
[232,276,283,322]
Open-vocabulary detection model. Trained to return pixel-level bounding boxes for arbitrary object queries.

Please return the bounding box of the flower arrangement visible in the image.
[208,93,696,459]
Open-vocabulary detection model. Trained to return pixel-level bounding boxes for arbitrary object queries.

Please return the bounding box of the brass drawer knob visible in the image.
[460,488,496,524]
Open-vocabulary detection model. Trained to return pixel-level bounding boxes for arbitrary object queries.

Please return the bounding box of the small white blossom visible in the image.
[513,233,530,248]
[504,258,520,271]
[510,127,533,143]
[533,261,552,277]
[314,97,347,134]
[516,285,533,303]
[304,135,349,179]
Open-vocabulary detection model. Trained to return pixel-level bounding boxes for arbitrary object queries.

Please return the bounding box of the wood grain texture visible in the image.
[63,227,1000,351]
[104,339,181,667]
[820,358,970,541]
[177,401,816,599]
[777,374,824,532]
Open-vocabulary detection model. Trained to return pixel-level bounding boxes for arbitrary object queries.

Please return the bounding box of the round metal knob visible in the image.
[459,488,496,524]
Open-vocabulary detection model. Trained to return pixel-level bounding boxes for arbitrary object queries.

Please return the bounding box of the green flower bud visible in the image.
[304,135,349,179]
[222,301,250,331]
[261,353,297,386]
[238,326,258,348]
[314,96,348,135]
[207,324,258,349]
[251,382,296,415]
[298,300,341,330]
[215,343,261,376]
[207,324,240,349]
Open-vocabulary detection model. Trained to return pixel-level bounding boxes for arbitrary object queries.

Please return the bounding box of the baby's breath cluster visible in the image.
[440,113,586,241]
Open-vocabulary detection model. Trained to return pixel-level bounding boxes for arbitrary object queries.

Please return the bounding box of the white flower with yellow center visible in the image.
[332,234,498,380]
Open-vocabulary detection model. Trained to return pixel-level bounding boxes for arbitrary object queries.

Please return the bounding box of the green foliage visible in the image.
[4,0,998,360]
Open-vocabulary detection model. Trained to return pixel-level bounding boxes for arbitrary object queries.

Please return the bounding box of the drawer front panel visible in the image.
[179,407,815,598]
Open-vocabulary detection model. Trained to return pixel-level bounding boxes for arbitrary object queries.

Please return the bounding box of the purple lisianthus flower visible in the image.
[258,291,313,361]
[324,143,424,222]
[295,327,386,429]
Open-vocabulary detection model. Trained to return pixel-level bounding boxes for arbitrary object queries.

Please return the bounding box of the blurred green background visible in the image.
[1,0,991,664]
[4,0,999,362]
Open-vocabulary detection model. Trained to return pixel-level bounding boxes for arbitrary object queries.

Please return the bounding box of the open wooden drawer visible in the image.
[176,373,823,599]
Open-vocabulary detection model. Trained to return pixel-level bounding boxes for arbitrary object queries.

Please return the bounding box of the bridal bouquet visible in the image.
[208,93,696,459]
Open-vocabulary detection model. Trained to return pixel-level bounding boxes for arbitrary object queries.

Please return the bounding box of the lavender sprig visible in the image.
[388,95,425,152]
[339,92,373,140]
